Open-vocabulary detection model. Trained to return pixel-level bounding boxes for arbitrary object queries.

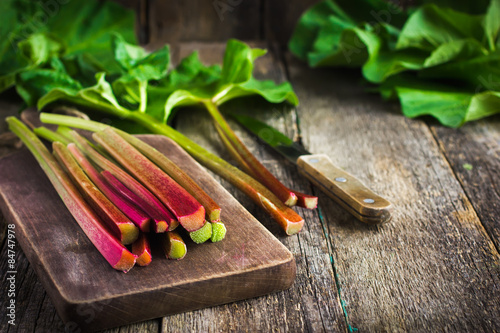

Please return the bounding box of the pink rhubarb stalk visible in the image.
[67,143,151,232]
[53,142,139,245]
[93,128,205,232]
[100,170,178,232]
[7,117,136,272]
[70,130,177,233]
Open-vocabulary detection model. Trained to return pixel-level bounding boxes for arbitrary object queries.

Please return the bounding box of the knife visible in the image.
[231,114,393,224]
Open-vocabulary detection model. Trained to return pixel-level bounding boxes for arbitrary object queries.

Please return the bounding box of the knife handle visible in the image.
[297,154,392,224]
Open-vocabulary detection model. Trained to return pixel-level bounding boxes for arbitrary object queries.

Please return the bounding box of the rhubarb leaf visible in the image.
[289,0,500,126]
[35,72,131,117]
[161,39,299,122]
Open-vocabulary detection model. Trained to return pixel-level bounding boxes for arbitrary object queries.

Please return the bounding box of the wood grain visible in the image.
[286,57,500,332]
[147,0,261,49]
[0,135,296,332]
[430,120,500,252]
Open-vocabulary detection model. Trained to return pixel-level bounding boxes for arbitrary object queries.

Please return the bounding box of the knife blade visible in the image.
[231,113,393,224]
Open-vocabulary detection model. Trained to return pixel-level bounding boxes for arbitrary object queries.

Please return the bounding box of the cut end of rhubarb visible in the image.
[179,205,206,232]
[154,220,168,233]
[260,195,305,235]
[284,193,298,207]
[132,233,152,266]
[208,208,222,223]
[119,223,140,245]
[293,191,318,209]
[168,219,179,231]
[162,231,187,260]
[112,249,137,273]
[136,251,152,266]
[189,221,212,244]
[284,220,304,236]
[210,222,226,242]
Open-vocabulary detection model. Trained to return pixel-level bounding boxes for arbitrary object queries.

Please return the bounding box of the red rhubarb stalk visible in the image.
[6,117,136,272]
[132,233,152,266]
[93,128,205,232]
[70,130,177,233]
[53,142,139,245]
[100,170,178,232]
[67,143,151,232]
[115,130,222,222]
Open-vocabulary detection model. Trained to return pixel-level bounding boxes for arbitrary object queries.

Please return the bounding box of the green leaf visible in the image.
[483,0,500,50]
[112,34,170,81]
[16,68,82,107]
[419,52,500,91]
[220,39,266,85]
[37,72,131,117]
[214,77,299,106]
[162,40,298,122]
[422,39,488,67]
[396,4,484,51]
[393,85,500,127]
[396,87,472,127]
[159,51,220,93]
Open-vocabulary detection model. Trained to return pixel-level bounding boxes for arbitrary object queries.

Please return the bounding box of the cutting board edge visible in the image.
[54,254,297,331]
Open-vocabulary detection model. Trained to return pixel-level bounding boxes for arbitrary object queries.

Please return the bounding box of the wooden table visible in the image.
[1,42,499,332]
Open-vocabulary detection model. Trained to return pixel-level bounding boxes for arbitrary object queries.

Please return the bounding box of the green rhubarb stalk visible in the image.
[93,128,206,232]
[57,125,113,160]
[6,117,136,272]
[189,220,212,244]
[53,142,140,245]
[40,113,305,235]
[33,127,72,145]
[132,233,152,266]
[67,143,151,232]
[115,130,222,222]
[69,130,178,233]
[205,100,318,209]
[161,231,187,260]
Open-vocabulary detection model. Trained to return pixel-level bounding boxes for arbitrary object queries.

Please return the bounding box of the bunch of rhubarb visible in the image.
[7,117,226,272]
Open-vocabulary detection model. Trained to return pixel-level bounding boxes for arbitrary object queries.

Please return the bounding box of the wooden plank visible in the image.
[169,42,347,332]
[430,120,500,251]
[264,0,318,45]
[0,135,295,332]
[285,57,500,331]
[147,0,261,49]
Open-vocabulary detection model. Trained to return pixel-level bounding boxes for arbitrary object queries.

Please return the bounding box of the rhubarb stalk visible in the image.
[204,100,318,209]
[69,130,177,233]
[41,113,305,235]
[67,144,151,232]
[93,128,205,232]
[115,130,222,223]
[99,170,177,232]
[6,117,136,272]
[53,142,140,245]
[132,233,152,266]
[189,221,212,244]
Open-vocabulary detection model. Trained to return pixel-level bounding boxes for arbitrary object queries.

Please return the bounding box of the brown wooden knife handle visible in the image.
[297,154,392,224]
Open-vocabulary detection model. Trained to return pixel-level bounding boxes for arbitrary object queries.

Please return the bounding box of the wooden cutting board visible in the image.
[0,135,296,332]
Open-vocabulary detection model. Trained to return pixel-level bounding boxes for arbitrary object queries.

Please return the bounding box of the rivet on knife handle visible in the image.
[297,154,392,224]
